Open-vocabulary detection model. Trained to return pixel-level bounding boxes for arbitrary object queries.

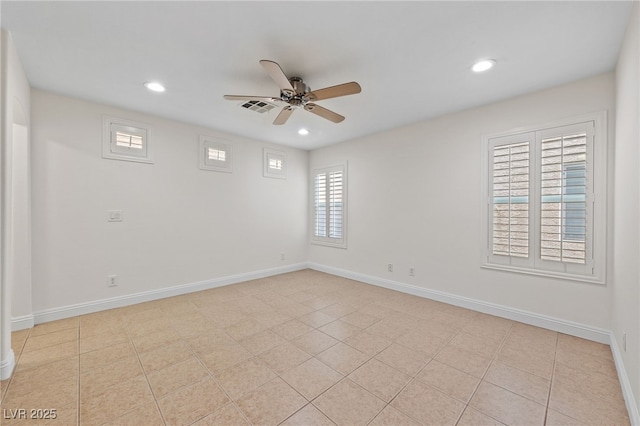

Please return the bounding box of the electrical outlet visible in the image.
[388,264,393,272]
[409,267,415,277]
[281,252,286,261]
[107,275,118,287]
[623,332,627,352]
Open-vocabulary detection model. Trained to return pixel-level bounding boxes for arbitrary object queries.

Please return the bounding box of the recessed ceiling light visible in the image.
[471,59,496,73]
[144,81,165,92]
[298,128,309,135]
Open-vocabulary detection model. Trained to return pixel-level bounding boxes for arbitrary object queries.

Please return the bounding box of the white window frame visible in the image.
[102,116,153,164]
[311,163,347,248]
[199,135,233,173]
[263,148,287,179]
[481,111,607,284]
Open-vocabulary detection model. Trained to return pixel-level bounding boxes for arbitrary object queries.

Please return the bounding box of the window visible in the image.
[102,116,153,163]
[482,112,607,283]
[312,164,347,248]
[263,149,286,179]
[199,136,232,173]
[208,148,226,162]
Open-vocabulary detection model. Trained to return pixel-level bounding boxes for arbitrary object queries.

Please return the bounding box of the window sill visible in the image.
[481,263,605,286]
[311,239,347,249]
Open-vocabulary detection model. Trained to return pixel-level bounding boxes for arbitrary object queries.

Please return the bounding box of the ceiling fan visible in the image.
[224,60,361,125]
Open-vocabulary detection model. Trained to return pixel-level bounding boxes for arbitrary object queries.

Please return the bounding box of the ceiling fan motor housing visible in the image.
[282,77,311,107]
[289,77,309,95]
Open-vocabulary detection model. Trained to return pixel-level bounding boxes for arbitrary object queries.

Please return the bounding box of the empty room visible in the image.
[0,1,638,425]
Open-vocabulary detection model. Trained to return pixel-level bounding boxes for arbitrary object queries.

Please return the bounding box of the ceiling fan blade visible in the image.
[223,95,282,102]
[273,106,294,125]
[306,82,361,102]
[260,60,295,93]
[304,103,345,123]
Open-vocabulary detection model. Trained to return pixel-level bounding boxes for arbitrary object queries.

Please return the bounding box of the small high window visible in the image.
[200,136,232,173]
[263,149,286,179]
[102,116,153,163]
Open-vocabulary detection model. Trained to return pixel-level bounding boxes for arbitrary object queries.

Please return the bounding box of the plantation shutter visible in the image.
[312,165,347,247]
[487,133,534,268]
[540,133,587,263]
[328,171,343,238]
[492,141,530,257]
[483,112,604,283]
[314,172,328,238]
[536,121,594,275]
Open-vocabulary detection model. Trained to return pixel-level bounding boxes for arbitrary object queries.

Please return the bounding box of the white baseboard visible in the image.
[0,349,15,381]
[11,314,34,331]
[610,333,640,426]
[309,262,611,343]
[28,263,308,325]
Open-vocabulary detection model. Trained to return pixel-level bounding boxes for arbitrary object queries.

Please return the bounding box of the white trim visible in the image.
[10,313,33,331]
[309,262,610,343]
[610,333,640,426]
[0,349,15,380]
[30,263,307,325]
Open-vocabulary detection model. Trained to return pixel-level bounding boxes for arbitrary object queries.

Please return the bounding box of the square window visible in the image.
[200,136,232,173]
[102,116,153,163]
[263,148,287,179]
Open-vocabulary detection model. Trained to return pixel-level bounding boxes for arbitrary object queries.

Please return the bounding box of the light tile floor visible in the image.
[0,270,631,425]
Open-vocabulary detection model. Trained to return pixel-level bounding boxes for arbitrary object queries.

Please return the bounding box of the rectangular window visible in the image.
[115,132,144,150]
[312,164,347,248]
[199,136,232,173]
[482,112,606,284]
[263,149,287,179]
[269,158,282,170]
[102,116,153,164]
[208,148,226,162]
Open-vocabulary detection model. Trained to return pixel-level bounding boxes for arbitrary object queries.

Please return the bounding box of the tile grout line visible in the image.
[455,320,515,425]
[125,318,168,426]
[178,305,255,426]
[76,324,80,426]
[542,331,559,425]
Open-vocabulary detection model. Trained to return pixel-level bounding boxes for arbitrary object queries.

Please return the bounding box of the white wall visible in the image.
[1,29,31,379]
[612,2,640,414]
[30,90,308,313]
[310,73,615,329]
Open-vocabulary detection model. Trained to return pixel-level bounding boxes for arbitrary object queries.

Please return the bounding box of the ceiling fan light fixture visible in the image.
[298,128,309,135]
[144,81,166,92]
[471,59,496,73]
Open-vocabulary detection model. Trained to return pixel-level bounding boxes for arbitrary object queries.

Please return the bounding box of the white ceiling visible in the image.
[1,1,633,150]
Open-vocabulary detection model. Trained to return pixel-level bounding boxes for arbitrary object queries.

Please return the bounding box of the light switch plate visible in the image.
[108,210,123,222]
